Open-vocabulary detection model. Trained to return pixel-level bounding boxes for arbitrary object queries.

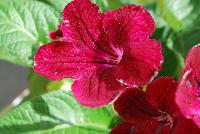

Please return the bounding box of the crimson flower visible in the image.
[176,44,200,128]
[111,77,200,134]
[34,0,163,107]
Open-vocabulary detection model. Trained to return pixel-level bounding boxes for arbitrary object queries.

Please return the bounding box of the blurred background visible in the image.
[0,61,28,109]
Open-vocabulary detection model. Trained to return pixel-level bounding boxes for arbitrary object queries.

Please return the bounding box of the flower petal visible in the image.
[175,117,200,133]
[111,120,159,134]
[114,39,163,87]
[176,45,200,128]
[176,72,200,128]
[114,88,159,121]
[110,122,134,134]
[72,68,123,108]
[104,5,155,48]
[182,44,200,77]
[146,77,178,114]
[34,41,107,80]
[61,0,103,50]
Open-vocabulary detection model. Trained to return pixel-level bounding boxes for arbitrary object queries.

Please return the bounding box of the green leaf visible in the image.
[0,91,119,134]
[156,0,185,31]
[173,3,200,57]
[120,0,154,5]
[156,0,200,32]
[92,0,109,11]
[28,71,73,99]
[38,0,71,13]
[39,0,132,12]
[38,0,113,12]
[0,0,60,66]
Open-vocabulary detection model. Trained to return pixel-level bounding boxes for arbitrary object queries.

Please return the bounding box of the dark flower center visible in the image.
[155,111,173,127]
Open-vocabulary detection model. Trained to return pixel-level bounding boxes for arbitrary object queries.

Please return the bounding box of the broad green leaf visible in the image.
[0,0,60,66]
[93,0,109,11]
[156,0,200,32]
[120,0,154,5]
[38,0,105,12]
[177,0,200,31]
[0,91,119,134]
[173,0,200,57]
[38,0,71,13]
[39,0,122,12]
[156,0,185,31]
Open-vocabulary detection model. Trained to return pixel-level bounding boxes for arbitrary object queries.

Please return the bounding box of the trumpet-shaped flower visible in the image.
[111,77,199,133]
[34,0,163,107]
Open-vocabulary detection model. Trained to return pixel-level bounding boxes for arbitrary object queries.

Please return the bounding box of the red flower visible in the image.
[176,44,200,128]
[34,0,163,108]
[111,77,200,134]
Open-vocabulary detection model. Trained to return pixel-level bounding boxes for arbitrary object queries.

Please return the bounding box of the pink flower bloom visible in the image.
[111,77,200,134]
[176,44,200,127]
[34,0,163,108]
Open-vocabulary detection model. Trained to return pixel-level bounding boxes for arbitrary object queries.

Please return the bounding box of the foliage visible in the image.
[0,91,120,134]
[0,0,59,66]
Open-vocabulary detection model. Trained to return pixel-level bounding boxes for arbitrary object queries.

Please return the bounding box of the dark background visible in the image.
[0,61,28,110]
